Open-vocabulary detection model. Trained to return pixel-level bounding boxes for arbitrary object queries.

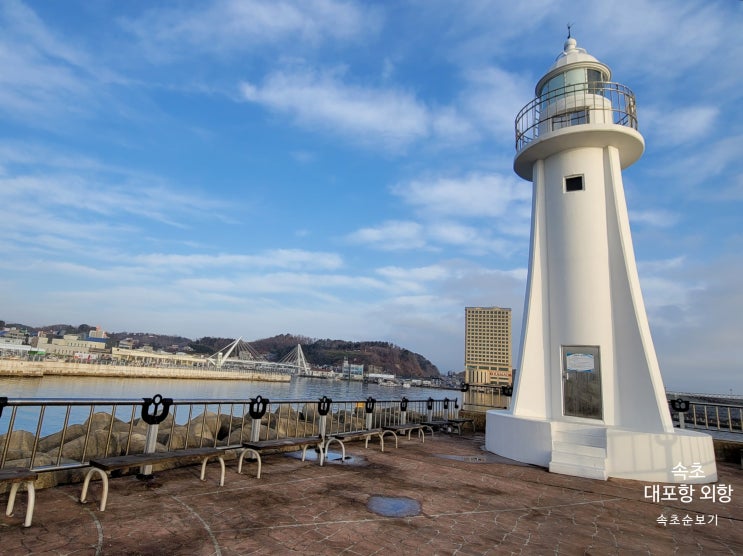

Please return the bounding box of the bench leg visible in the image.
[7,481,36,527]
[23,482,35,527]
[80,468,109,511]
[199,456,225,487]
[381,430,398,449]
[325,438,346,462]
[237,448,262,479]
[303,444,324,466]
[300,444,324,466]
[6,481,19,517]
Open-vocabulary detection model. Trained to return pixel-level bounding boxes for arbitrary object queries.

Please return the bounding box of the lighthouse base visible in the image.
[485,410,718,483]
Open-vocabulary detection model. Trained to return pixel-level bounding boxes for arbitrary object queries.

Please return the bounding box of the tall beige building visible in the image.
[464,306,512,386]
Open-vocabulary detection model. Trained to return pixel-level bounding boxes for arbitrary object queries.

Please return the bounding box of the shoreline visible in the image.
[0,359,290,382]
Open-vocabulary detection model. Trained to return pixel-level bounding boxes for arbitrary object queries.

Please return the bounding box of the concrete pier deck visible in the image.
[2,432,741,554]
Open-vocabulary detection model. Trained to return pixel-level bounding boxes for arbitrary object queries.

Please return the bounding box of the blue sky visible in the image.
[1,1,741,394]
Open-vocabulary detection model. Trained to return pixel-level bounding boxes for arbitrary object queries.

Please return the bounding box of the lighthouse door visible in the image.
[561,346,603,420]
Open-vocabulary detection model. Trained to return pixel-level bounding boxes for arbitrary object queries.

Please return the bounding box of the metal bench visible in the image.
[422,418,475,435]
[324,428,398,461]
[80,447,226,511]
[237,436,326,478]
[383,423,434,443]
[1,468,38,527]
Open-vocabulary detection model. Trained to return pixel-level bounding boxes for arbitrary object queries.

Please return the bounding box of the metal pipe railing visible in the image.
[460,384,509,411]
[515,81,638,151]
[0,395,455,473]
[668,399,743,434]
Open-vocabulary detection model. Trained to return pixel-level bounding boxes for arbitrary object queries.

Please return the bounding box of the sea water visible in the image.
[1,375,461,435]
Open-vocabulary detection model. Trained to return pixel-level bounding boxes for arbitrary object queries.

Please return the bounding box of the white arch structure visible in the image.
[207,339,311,375]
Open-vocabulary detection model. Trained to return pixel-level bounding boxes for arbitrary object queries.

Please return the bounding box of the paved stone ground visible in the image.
[2,432,741,555]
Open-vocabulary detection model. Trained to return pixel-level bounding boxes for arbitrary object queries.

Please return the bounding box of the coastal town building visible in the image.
[33,331,110,360]
[464,306,512,386]
[0,327,35,357]
[0,327,27,344]
[341,357,366,380]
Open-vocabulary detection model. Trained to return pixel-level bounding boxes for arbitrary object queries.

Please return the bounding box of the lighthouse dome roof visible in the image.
[536,37,611,95]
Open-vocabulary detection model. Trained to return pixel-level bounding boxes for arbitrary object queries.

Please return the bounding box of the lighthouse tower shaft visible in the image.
[485,38,717,483]
[515,143,673,432]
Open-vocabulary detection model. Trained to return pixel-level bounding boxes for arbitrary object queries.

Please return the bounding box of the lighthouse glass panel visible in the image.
[562,346,603,420]
[587,69,605,93]
[564,68,585,87]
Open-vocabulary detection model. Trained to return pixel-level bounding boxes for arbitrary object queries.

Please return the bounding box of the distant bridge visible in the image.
[207,338,311,375]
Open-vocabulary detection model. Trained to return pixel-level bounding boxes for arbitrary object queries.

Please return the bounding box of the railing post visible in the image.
[501,386,513,410]
[400,397,408,425]
[317,396,332,439]
[460,383,469,410]
[248,396,269,442]
[670,398,690,429]
[139,394,172,479]
[443,398,450,419]
[364,397,376,429]
[426,397,434,422]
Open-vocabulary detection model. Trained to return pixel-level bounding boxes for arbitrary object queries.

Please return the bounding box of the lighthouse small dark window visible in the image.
[552,108,588,131]
[565,175,584,192]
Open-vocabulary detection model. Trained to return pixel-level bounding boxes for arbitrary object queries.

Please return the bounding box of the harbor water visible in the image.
[2,374,459,402]
[1,374,462,435]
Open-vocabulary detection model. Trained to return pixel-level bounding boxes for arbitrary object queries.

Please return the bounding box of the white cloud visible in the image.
[240,67,430,151]
[431,106,478,144]
[642,105,718,147]
[459,66,534,142]
[134,249,343,272]
[392,172,530,219]
[376,265,450,282]
[649,135,743,195]
[0,2,129,128]
[374,265,451,294]
[366,260,528,372]
[645,255,743,394]
[0,171,223,234]
[346,221,426,251]
[428,222,519,256]
[630,209,680,228]
[583,0,735,83]
[122,0,381,61]
[347,170,532,255]
[290,150,315,164]
[0,3,91,122]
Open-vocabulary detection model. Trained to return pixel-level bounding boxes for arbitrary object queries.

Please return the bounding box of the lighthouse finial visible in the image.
[567,23,573,39]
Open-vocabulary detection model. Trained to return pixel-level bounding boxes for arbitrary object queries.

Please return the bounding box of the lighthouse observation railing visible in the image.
[515,81,638,151]
[0,395,457,472]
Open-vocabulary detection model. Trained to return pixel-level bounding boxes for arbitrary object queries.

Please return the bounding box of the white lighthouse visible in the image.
[486,37,717,483]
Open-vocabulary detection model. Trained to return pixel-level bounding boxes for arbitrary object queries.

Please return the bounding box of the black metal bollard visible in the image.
[139,394,173,478]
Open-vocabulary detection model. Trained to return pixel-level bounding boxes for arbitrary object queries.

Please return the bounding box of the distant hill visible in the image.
[186,333,440,379]
[2,322,440,379]
[250,334,440,379]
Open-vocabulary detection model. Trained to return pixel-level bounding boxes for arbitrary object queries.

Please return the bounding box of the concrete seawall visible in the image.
[0,360,290,382]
